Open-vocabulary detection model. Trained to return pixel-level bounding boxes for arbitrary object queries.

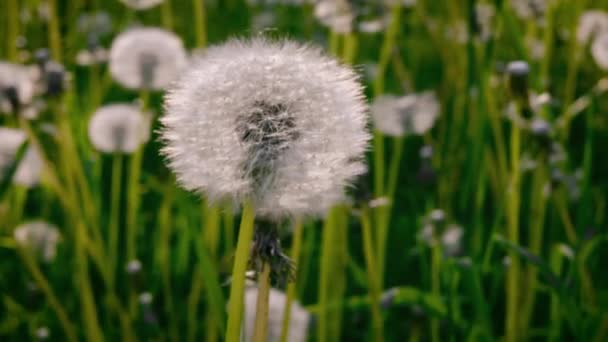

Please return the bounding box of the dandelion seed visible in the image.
[119,0,164,10]
[139,292,153,305]
[14,221,61,262]
[88,104,151,153]
[0,62,37,113]
[161,38,369,218]
[35,326,50,340]
[591,31,608,70]
[441,224,464,257]
[577,10,608,45]
[371,91,440,137]
[109,27,187,90]
[126,259,142,274]
[244,287,310,342]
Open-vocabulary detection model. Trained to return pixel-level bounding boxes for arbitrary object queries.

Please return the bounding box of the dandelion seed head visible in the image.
[0,128,27,178]
[577,10,608,45]
[35,326,50,340]
[126,259,142,274]
[139,292,153,305]
[314,0,354,34]
[371,91,440,137]
[88,104,150,153]
[14,147,43,187]
[441,224,464,257]
[0,62,37,112]
[244,287,310,342]
[13,221,61,262]
[161,38,369,218]
[109,27,187,90]
[119,0,164,10]
[591,31,608,70]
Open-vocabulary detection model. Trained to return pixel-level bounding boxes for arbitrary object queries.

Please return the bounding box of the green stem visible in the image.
[187,268,203,342]
[549,245,564,342]
[505,116,521,342]
[318,207,337,342]
[430,244,441,342]
[161,0,173,29]
[225,200,256,342]
[252,262,271,342]
[108,154,122,287]
[6,0,18,61]
[280,217,304,342]
[193,0,207,48]
[360,207,384,342]
[47,0,62,62]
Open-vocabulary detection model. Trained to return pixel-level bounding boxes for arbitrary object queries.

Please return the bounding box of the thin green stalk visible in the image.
[47,0,62,62]
[203,204,221,342]
[342,33,358,64]
[252,261,271,342]
[187,268,203,342]
[360,207,384,342]
[505,116,521,342]
[280,217,304,342]
[430,244,441,342]
[225,200,256,342]
[18,249,78,342]
[6,0,18,61]
[108,154,122,286]
[318,207,337,342]
[549,245,564,342]
[193,0,207,48]
[161,0,173,29]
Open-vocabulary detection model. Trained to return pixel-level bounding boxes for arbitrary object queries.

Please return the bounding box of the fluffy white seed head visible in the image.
[0,127,27,179]
[0,62,37,112]
[314,0,354,34]
[109,27,187,90]
[371,91,440,137]
[244,287,310,342]
[14,146,43,187]
[88,104,151,153]
[14,221,61,262]
[577,10,608,45]
[592,31,608,70]
[119,0,164,10]
[161,38,369,218]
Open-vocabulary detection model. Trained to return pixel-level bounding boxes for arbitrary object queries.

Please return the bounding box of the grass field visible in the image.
[1,0,607,341]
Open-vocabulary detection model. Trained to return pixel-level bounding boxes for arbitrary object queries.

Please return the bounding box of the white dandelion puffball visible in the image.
[0,127,27,178]
[109,27,187,90]
[0,62,37,112]
[88,104,151,153]
[14,221,61,262]
[14,147,43,187]
[161,38,369,218]
[592,31,608,70]
[119,0,164,10]
[577,10,608,45]
[314,0,354,34]
[371,91,440,137]
[244,287,310,342]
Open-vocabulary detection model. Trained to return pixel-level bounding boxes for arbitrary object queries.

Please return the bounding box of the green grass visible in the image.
[1,0,608,341]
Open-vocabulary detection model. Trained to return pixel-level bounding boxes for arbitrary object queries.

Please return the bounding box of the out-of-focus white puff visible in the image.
[244,287,310,342]
[119,0,164,10]
[88,104,151,153]
[371,91,440,137]
[161,37,369,219]
[109,27,187,90]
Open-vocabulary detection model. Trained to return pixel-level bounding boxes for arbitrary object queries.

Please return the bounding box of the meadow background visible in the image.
[1,0,607,341]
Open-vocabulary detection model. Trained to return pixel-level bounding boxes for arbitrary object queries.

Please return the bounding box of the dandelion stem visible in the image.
[225,200,256,342]
[193,0,207,48]
[108,154,123,286]
[318,207,337,342]
[47,0,62,62]
[280,217,304,342]
[361,207,384,342]
[252,261,271,342]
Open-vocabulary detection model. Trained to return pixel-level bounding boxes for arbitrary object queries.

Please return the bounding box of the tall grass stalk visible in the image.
[360,207,384,342]
[252,261,271,342]
[280,217,303,342]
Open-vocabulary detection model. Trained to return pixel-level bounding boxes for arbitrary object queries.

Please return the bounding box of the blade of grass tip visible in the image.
[360,207,384,342]
[17,248,78,342]
[280,217,304,342]
[225,200,256,342]
[252,261,271,342]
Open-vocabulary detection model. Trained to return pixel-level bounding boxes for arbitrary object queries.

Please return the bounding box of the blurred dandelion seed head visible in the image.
[0,62,38,113]
[14,147,43,188]
[244,287,310,342]
[161,38,369,218]
[314,0,354,34]
[577,10,608,45]
[88,104,151,153]
[591,31,608,70]
[371,91,440,137]
[109,27,187,90]
[0,128,27,178]
[14,221,61,262]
